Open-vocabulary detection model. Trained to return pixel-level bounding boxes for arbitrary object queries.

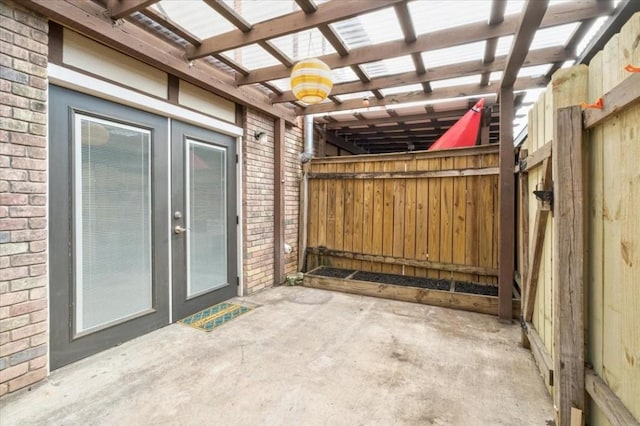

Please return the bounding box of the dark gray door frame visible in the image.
[49,85,170,369]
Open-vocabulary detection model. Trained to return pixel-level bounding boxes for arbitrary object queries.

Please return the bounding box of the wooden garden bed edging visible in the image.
[303,268,520,319]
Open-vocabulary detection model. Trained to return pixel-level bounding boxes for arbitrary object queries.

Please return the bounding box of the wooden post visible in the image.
[298,162,310,272]
[552,105,584,426]
[274,118,286,284]
[498,87,515,321]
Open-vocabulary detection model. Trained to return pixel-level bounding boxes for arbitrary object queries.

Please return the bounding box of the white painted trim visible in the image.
[48,64,243,138]
[166,118,173,324]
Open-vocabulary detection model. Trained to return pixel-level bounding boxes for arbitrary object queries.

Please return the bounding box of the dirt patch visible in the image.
[309,267,500,296]
[351,271,451,291]
[310,267,355,278]
[454,281,498,297]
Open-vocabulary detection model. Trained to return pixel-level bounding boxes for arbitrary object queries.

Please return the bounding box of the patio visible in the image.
[0,286,552,425]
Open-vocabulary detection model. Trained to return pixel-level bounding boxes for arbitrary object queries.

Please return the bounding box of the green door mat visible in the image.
[179,302,252,332]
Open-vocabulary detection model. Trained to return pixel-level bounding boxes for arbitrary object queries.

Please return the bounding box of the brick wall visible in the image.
[0,0,48,396]
[242,109,303,293]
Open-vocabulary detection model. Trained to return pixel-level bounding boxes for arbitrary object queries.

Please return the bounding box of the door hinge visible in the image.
[236,215,239,225]
[236,154,239,164]
[236,276,240,286]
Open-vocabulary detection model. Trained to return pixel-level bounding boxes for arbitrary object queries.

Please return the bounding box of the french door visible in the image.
[170,121,237,320]
[49,87,237,369]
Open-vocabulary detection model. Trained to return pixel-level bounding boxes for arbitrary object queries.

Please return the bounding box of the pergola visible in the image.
[27,0,635,154]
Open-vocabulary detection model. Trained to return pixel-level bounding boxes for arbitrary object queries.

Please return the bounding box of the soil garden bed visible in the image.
[304,266,516,318]
[310,267,498,296]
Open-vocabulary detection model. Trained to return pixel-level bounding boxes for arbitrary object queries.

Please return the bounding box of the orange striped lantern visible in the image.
[290,58,333,104]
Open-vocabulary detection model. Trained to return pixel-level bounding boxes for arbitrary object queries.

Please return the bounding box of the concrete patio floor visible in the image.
[1,286,553,425]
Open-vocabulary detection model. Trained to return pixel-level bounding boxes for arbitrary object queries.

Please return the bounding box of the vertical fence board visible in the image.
[372,160,385,273]
[415,158,429,278]
[404,157,417,277]
[393,160,407,274]
[352,161,365,271]
[428,157,443,279]
[465,154,480,283]
[453,156,469,282]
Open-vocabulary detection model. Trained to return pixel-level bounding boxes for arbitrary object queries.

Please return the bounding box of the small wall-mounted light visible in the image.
[254,131,266,141]
[362,97,370,108]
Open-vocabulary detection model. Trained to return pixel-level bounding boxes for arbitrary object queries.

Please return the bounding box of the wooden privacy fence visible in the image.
[518,13,640,426]
[301,144,500,285]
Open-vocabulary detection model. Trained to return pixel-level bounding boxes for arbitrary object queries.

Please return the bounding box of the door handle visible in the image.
[174,225,188,234]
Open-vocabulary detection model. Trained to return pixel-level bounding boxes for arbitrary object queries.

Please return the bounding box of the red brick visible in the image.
[28,194,45,205]
[10,228,44,241]
[10,252,46,266]
[27,146,45,159]
[28,170,45,182]
[0,290,28,306]
[29,332,46,347]
[29,308,46,323]
[0,330,9,343]
[0,314,29,332]
[10,132,45,147]
[28,240,46,253]
[0,362,28,382]
[0,193,27,205]
[0,383,7,397]
[28,217,46,229]
[1,266,29,280]
[7,366,46,392]
[0,337,28,356]
[9,298,46,316]
[0,218,27,231]
[9,206,45,217]
[28,264,45,276]
[0,168,27,180]
[29,354,46,370]
[28,286,45,300]
[10,320,46,340]
[10,181,45,193]
[11,157,45,170]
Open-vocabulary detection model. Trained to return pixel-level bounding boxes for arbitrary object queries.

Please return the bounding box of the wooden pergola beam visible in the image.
[320,105,498,128]
[480,0,507,86]
[107,0,158,20]
[237,1,612,86]
[187,0,403,60]
[272,45,570,103]
[139,8,202,46]
[500,0,549,89]
[25,0,296,124]
[497,0,548,321]
[299,77,544,115]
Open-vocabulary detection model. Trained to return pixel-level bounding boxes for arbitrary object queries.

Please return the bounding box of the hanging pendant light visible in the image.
[290,58,333,104]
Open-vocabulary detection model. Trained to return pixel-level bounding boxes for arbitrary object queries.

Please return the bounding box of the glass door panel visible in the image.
[74,115,153,334]
[186,141,227,297]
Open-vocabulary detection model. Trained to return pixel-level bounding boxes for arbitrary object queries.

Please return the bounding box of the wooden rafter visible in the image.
[273,45,569,104]
[480,0,507,86]
[237,1,612,86]
[107,0,158,20]
[299,77,545,114]
[321,105,497,128]
[500,0,550,89]
[203,0,294,67]
[394,2,426,77]
[187,0,404,60]
[139,7,202,46]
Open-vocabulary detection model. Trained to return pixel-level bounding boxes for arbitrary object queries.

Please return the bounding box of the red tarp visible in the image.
[427,98,485,151]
